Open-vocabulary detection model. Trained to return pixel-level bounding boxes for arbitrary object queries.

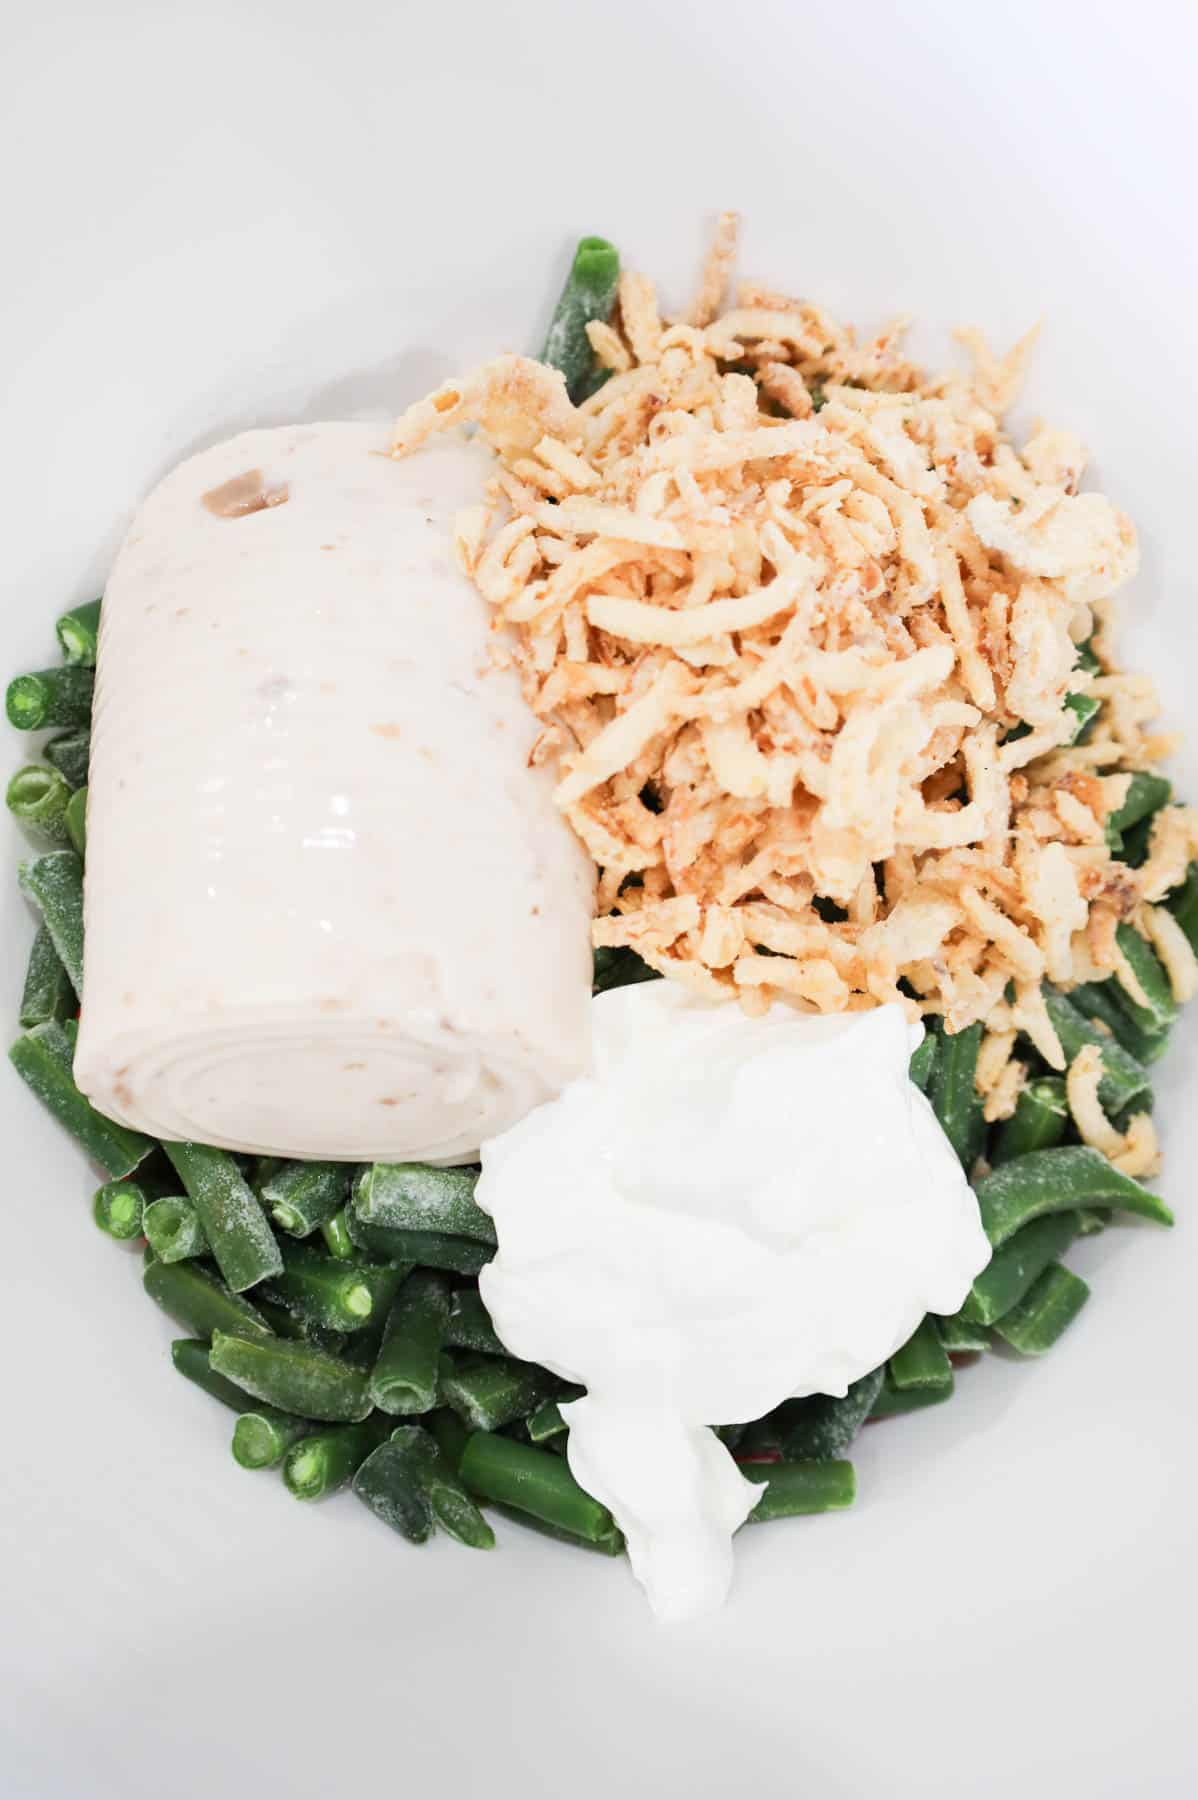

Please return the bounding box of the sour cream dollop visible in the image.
[478,983,991,1622]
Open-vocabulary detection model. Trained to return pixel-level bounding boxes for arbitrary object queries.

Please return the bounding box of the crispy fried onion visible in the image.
[391,215,1177,1175]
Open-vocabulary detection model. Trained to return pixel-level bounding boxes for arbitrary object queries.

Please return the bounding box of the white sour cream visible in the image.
[478,983,991,1621]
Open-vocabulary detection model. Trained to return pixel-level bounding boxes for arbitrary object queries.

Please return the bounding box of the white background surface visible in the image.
[2,2,1196,1795]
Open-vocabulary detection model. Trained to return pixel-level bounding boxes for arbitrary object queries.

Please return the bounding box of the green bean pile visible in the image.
[5,246,1191,1571]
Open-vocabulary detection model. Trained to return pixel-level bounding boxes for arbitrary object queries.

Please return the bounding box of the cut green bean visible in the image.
[92,1176,146,1240]
[1117,814,1153,868]
[444,1288,507,1356]
[928,1020,985,1168]
[352,1162,496,1245]
[9,1020,153,1176]
[908,1029,939,1093]
[345,1210,493,1277]
[959,1209,1080,1325]
[6,665,94,730]
[252,1294,349,1356]
[541,235,621,403]
[6,764,72,844]
[736,1369,885,1463]
[888,1317,953,1391]
[64,786,87,858]
[1042,988,1151,1114]
[369,1270,450,1415]
[742,1459,856,1521]
[19,922,75,1028]
[991,1076,1069,1166]
[351,1438,434,1543]
[1068,980,1167,1066]
[1168,862,1198,953]
[386,1424,496,1548]
[43,728,90,790]
[209,1329,372,1422]
[143,1195,208,1264]
[869,1371,955,1418]
[440,1352,554,1432]
[592,945,660,995]
[459,1431,618,1545]
[974,1144,1172,1248]
[1113,922,1177,1035]
[171,1337,259,1413]
[164,1141,282,1293]
[1062,690,1101,742]
[143,1255,273,1342]
[1107,771,1171,837]
[261,1161,349,1238]
[935,1313,992,1354]
[488,1502,625,1555]
[18,850,84,996]
[427,1406,470,1473]
[232,1406,314,1470]
[991,1263,1090,1354]
[526,1400,568,1444]
[55,597,103,665]
[285,1417,387,1499]
[320,1209,354,1260]
[264,1238,401,1333]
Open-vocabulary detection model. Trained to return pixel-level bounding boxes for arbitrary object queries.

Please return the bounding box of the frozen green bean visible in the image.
[459,1431,617,1545]
[1107,771,1171,837]
[142,1196,208,1264]
[164,1141,282,1293]
[991,1263,1090,1354]
[369,1271,450,1415]
[92,1177,146,1241]
[171,1338,258,1412]
[908,1029,939,1093]
[888,1317,953,1391]
[974,1145,1172,1248]
[1069,980,1167,1067]
[959,1209,1080,1325]
[64,786,87,858]
[869,1372,954,1418]
[444,1288,507,1356]
[18,851,84,996]
[232,1407,314,1470]
[352,1162,496,1245]
[1041,988,1151,1114]
[991,1076,1068,1166]
[384,1424,496,1549]
[742,1460,856,1521]
[209,1329,373,1423]
[265,1238,401,1333]
[440,1353,554,1432]
[928,1021,985,1167]
[1168,862,1198,952]
[19,922,75,1028]
[261,1161,349,1238]
[43,729,90,790]
[541,235,621,403]
[10,1020,153,1176]
[1113,922,1177,1035]
[6,764,72,844]
[345,1211,492,1277]
[55,598,102,665]
[935,1313,991,1354]
[143,1256,273,1342]
[283,1416,390,1500]
[6,665,93,731]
